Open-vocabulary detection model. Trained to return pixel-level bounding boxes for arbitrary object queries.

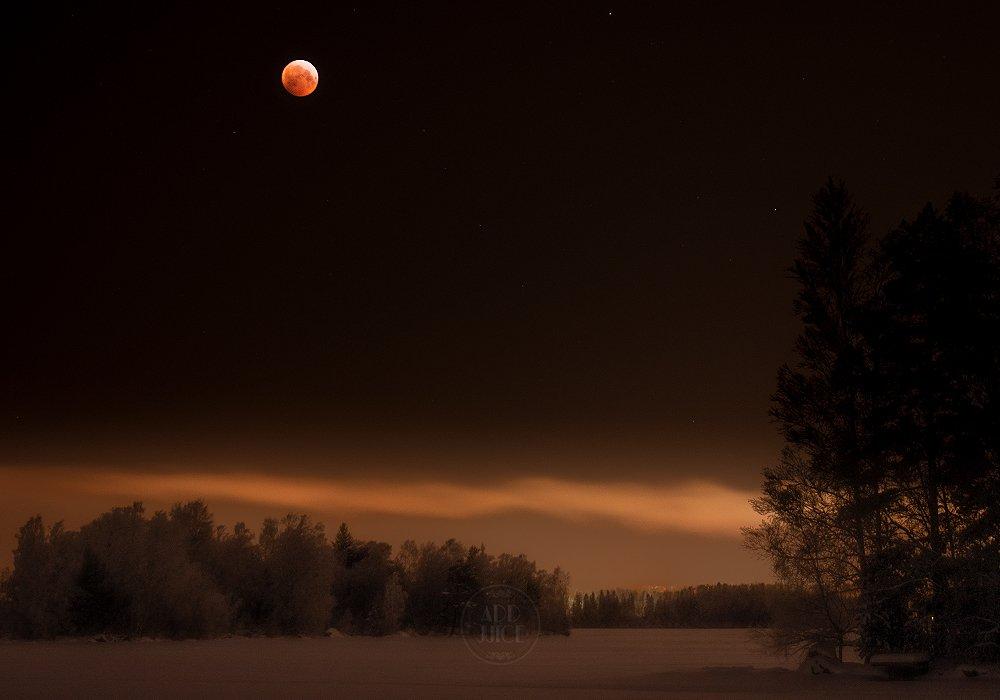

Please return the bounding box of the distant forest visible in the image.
[570,584,777,629]
[0,502,571,639]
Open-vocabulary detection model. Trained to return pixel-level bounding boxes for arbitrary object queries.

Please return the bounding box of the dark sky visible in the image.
[4,2,999,588]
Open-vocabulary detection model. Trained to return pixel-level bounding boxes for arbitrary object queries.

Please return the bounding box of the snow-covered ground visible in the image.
[1,629,996,697]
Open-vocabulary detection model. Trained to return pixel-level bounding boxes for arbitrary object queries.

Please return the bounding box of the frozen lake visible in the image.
[1,629,996,697]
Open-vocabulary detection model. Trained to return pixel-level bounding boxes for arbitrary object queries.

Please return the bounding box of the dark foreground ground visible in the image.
[1,629,997,698]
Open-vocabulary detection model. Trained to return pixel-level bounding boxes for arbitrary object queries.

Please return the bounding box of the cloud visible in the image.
[0,467,757,537]
[32,469,753,537]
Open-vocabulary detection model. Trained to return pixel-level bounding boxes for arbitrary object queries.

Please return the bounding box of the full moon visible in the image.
[281,59,318,97]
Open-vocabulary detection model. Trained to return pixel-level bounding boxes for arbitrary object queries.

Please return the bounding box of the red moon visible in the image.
[282,60,318,97]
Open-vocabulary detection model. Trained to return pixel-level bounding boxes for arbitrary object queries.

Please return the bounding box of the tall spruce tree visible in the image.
[878,189,1000,655]
[745,179,884,658]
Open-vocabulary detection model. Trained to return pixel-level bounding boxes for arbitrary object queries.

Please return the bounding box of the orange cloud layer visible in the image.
[1,468,757,537]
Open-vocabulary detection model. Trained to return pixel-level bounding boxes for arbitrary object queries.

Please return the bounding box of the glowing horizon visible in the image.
[0,467,757,538]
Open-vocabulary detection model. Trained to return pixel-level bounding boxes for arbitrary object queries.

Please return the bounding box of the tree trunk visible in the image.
[925,443,944,654]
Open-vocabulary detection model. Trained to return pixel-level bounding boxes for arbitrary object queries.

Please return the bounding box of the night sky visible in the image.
[4,2,999,589]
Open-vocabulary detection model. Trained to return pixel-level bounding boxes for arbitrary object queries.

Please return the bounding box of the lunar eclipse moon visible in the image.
[281,59,318,96]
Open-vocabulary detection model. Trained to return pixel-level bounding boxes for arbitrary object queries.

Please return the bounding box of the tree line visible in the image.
[0,501,571,638]
[570,584,777,628]
[745,178,1000,661]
